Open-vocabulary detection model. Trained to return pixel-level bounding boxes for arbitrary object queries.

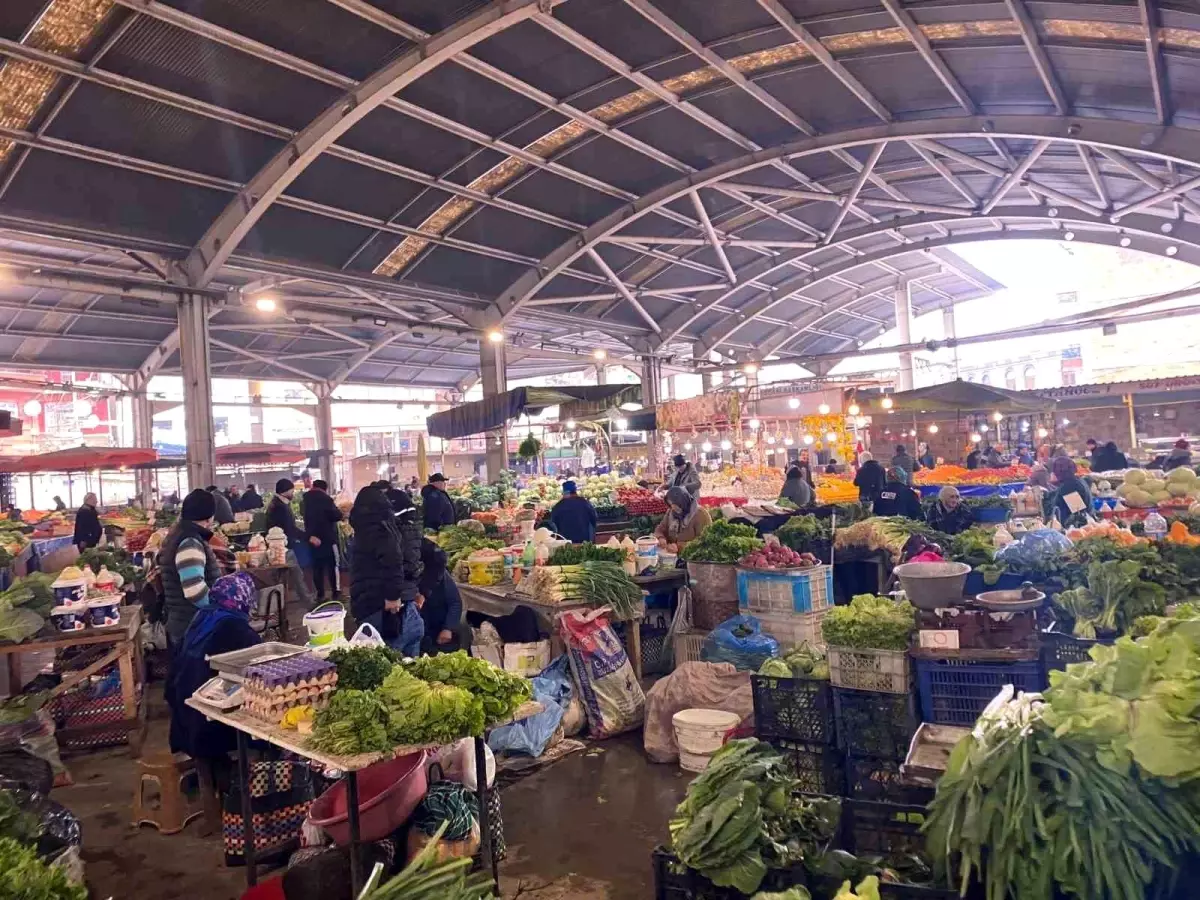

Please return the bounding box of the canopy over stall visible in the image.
[0,447,158,473]
[214,443,309,466]
[866,381,1055,415]
[426,385,641,440]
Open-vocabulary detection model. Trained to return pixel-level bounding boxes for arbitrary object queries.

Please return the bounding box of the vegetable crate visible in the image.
[1040,630,1112,674]
[764,738,845,795]
[827,646,910,694]
[736,565,832,615]
[751,674,835,744]
[652,846,809,900]
[833,688,919,760]
[842,798,929,858]
[755,609,826,649]
[915,658,1046,727]
[672,629,707,668]
[845,753,935,806]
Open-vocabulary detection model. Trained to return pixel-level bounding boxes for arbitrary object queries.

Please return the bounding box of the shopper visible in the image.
[853,451,886,504]
[1085,438,1099,469]
[304,479,343,603]
[984,445,1004,468]
[795,450,816,489]
[1090,441,1128,473]
[825,457,839,475]
[654,486,712,553]
[418,538,464,654]
[52,495,66,512]
[666,454,702,499]
[966,447,982,470]
[890,444,918,478]
[349,485,423,656]
[1048,456,1093,527]
[73,492,103,552]
[420,473,457,531]
[1027,461,1051,489]
[779,466,813,507]
[1014,444,1034,466]
[160,488,222,648]
[1164,439,1193,472]
[549,480,597,543]
[226,485,242,510]
[207,485,234,525]
[872,467,923,520]
[918,443,936,470]
[926,486,973,535]
[239,483,264,511]
[267,479,316,605]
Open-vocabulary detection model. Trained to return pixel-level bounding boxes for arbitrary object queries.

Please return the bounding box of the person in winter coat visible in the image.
[418,539,465,654]
[238,484,264,511]
[666,454,702,499]
[1090,441,1128,473]
[872,467,923,520]
[654,486,712,552]
[159,489,222,647]
[549,480,598,543]
[853,451,887,504]
[1163,439,1193,473]
[779,466,813,507]
[918,443,936,470]
[267,479,316,605]
[966,448,982,470]
[73,492,103,552]
[207,485,235,525]
[890,444,918,478]
[984,445,1005,468]
[926,486,974,535]
[350,485,423,655]
[1047,455,1093,527]
[420,473,457,531]
[304,479,344,602]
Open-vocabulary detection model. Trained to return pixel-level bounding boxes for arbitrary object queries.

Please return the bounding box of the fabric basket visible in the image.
[223,761,314,867]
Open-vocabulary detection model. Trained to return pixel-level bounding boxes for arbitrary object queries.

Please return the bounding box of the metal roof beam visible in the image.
[1076,145,1111,210]
[880,0,976,114]
[981,141,1049,215]
[585,248,663,336]
[825,143,886,244]
[1138,0,1170,126]
[210,338,325,381]
[1094,147,1200,221]
[689,191,737,285]
[1002,0,1069,115]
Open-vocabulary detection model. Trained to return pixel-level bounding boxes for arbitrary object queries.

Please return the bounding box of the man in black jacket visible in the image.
[549,480,597,543]
[872,467,923,520]
[267,479,315,605]
[350,485,423,655]
[239,484,264,511]
[73,492,103,552]
[420,473,457,531]
[303,480,344,602]
[853,452,887,505]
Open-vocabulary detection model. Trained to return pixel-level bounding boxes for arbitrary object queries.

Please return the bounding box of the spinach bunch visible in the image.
[679,520,763,564]
[822,594,914,651]
[327,646,398,691]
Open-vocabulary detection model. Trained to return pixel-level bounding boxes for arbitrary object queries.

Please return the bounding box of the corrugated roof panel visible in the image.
[238,205,376,270]
[286,154,431,224]
[398,61,546,139]
[555,0,681,69]
[0,0,50,42]
[403,245,528,296]
[470,18,615,99]
[553,129,677,194]
[616,102,748,169]
[442,205,568,260]
[340,106,480,179]
[502,168,623,225]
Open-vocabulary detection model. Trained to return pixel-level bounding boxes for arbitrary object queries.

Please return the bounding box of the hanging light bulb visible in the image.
[745,438,756,448]
[818,403,830,415]
[825,431,837,442]
[565,419,576,429]
[1020,420,1030,432]
[748,418,760,430]
[766,435,777,445]
[720,439,732,451]
[909,429,918,438]
[1037,426,1049,438]
[1061,417,1070,426]
[21,399,41,417]
[802,434,814,445]
[84,414,100,429]
[742,361,758,375]
[979,424,989,433]
[784,436,795,446]
[992,411,1003,422]
[73,398,92,418]
[615,418,628,431]
[970,432,982,443]
[848,403,861,417]
[928,424,939,434]
[701,441,713,453]
[881,396,894,410]
[788,397,800,409]
[855,416,868,428]
[684,442,693,451]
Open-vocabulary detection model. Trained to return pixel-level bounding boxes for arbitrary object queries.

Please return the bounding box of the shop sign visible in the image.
[656,392,740,430]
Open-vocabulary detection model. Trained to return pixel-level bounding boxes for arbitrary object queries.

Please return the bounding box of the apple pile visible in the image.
[739,543,820,570]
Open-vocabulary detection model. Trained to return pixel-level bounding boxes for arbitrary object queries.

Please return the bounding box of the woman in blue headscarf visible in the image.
[166,572,261,762]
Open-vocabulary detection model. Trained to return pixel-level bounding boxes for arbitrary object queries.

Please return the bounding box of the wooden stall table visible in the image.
[186,695,543,895]
[242,564,292,641]
[632,567,687,592]
[0,606,145,753]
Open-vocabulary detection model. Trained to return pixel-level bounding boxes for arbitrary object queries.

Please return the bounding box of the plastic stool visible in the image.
[132,751,204,835]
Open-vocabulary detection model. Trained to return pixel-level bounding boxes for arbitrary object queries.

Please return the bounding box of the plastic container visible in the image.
[50,605,86,633]
[207,642,307,682]
[893,562,972,611]
[672,708,742,772]
[754,609,827,648]
[672,630,706,668]
[50,575,87,607]
[686,562,739,631]
[308,751,429,845]
[657,550,678,569]
[827,646,911,694]
[915,657,1046,726]
[736,564,832,615]
[302,601,346,647]
[635,536,659,570]
[842,798,929,858]
[763,737,844,795]
[846,753,935,806]
[833,687,919,760]
[86,595,121,628]
[973,506,1011,524]
[1040,630,1113,674]
[751,674,835,744]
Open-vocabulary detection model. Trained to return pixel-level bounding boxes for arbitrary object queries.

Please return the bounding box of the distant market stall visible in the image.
[426,385,641,441]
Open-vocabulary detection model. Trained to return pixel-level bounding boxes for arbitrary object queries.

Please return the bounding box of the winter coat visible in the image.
[350,489,422,622]
[303,489,343,547]
[1163,449,1193,473]
[266,495,303,548]
[853,460,887,502]
[418,540,463,638]
[654,504,713,549]
[872,481,923,520]
[210,490,234,525]
[966,451,981,470]
[420,484,457,531]
[238,489,264,511]
[73,504,102,550]
[550,495,598,544]
[667,463,702,498]
[159,519,222,646]
[926,501,974,535]
[779,476,812,507]
[890,452,918,477]
[1049,475,1093,527]
[1090,446,1128,473]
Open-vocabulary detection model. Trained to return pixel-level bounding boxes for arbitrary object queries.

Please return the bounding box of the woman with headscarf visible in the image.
[1048,455,1093,527]
[418,538,464,654]
[926,486,973,534]
[1163,439,1193,473]
[871,467,923,520]
[654,486,713,553]
[165,572,260,766]
[779,466,813,507]
[73,492,102,552]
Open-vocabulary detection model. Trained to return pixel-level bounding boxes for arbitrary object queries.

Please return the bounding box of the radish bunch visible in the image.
[739,543,819,569]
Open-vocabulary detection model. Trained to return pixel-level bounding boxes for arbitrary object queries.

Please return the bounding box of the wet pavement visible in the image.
[55,691,687,900]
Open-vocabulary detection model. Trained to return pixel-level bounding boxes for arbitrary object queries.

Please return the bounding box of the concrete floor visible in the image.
[54,693,688,900]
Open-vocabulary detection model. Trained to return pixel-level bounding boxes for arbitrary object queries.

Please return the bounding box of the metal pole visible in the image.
[178,293,216,489]
[236,730,256,886]
[895,281,914,391]
[1125,393,1138,451]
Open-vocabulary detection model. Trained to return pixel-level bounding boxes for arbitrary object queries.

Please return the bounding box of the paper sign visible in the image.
[1063,490,1087,514]
[919,629,961,650]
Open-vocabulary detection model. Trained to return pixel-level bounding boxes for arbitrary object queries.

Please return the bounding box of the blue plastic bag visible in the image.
[700,615,779,671]
[488,656,573,757]
[994,529,1072,570]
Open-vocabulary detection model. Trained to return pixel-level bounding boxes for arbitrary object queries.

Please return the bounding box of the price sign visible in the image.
[919,629,960,650]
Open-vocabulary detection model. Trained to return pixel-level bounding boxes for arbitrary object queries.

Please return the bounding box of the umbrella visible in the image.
[417,433,429,484]
[215,443,308,465]
[867,380,1054,415]
[0,446,158,473]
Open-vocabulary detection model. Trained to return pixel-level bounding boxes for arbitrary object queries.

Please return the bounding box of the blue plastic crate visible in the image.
[915,657,1046,726]
[737,565,832,614]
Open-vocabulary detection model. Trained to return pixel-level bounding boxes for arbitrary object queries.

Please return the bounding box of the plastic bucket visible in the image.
[635,536,659,573]
[302,601,346,646]
[673,708,742,772]
[308,751,428,845]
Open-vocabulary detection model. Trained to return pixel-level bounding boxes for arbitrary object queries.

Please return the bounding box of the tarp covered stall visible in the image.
[426,385,642,439]
[0,446,158,473]
[215,443,309,466]
[866,380,1055,415]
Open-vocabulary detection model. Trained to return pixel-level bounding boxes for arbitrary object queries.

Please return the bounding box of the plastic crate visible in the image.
[737,565,832,615]
[755,609,826,649]
[765,738,845,795]
[846,754,935,806]
[833,688,919,760]
[751,674,835,744]
[828,647,910,694]
[673,630,707,668]
[1040,631,1112,674]
[915,658,1046,727]
[843,798,930,858]
[652,846,810,900]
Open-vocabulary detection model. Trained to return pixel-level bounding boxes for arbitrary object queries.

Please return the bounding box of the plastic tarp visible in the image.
[215,443,308,465]
[425,385,642,439]
[0,446,157,473]
[867,380,1054,415]
[643,661,753,764]
[916,482,1025,498]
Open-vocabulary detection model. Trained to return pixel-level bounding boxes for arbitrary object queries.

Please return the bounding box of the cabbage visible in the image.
[1125,469,1147,486]
[1125,488,1153,507]
[1143,478,1166,494]
[1168,483,1190,498]
[1167,467,1197,484]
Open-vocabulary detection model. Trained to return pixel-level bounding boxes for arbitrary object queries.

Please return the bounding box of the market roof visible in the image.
[3,1,1200,387]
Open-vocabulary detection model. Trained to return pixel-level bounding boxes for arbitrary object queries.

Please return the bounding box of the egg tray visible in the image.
[242,683,333,722]
[243,652,335,688]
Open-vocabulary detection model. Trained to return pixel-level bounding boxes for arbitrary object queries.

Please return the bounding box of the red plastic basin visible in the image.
[308,751,428,845]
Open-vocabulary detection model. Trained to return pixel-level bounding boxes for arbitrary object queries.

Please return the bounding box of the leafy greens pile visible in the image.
[821,594,914,651]
[547,542,627,566]
[309,689,391,756]
[758,643,829,680]
[679,520,763,564]
[1052,559,1166,639]
[0,837,85,900]
[325,646,398,691]
[775,516,830,553]
[405,650,532,723]
[362,822,494,900]
[377,668,484,745]
[0,574,57,644]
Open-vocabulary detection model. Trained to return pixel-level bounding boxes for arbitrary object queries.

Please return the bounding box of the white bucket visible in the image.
[673,708,742,773]
[635,536,659,574]
[302,601,346,646]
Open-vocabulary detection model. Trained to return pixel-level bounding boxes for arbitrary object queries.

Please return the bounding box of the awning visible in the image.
[215,443,309,465]
[0,446,158,473]
[866,380,1055,415]
[426,385,642,439]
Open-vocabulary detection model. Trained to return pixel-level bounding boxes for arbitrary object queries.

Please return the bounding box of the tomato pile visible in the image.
[699,496,746,508]
[616,486,667,515]
[738,544,820,569]
[124,528,152,552]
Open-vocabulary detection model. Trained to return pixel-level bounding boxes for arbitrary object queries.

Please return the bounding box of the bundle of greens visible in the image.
[679,520,763,564]
[832,877,882,900]
[1130,599,1200,637]
[0,791,38,846]
[1052,559,1166,639]
[362,822,494,900]
[434,525,505,569]
[775,515,830,553]
[547,542,627,566]
[948,527,994,569]
[405,650,531,723]
[833,518,949,563]
[0,574,55,618]
[0,837,86,900]
[821,594,914,651]
[669,739,841,895]
[309,689,391,756]
[757,643,828,680]
[75,548,138,588]
[378,668,485,745]
[326,646,398,691]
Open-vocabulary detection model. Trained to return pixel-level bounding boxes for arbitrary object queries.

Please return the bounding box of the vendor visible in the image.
[796,450,816,489]
[549,480,597,543]
[1163,439,1193,472]
[420,473,457,530]
[418,538,464,654]
[984,445,1004,468]
[926,486,973,534]
[779,466,813,507]
[207,485,234,525]
[73,492,102,552]
[890,444,918,477]
[1090,441,1128,473]
[918,443,935,470]
[160,488,222,648]
[238,483,264,511]
[655,486,712,553]
[853,451,886,505]
[666,454,701,499]
[966,447,981,470]
[1047,456,1093,527]
[871,467,922,520]
[267,478,316,606]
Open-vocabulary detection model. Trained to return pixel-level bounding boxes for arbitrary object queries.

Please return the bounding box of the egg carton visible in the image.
[242,684,334,722]
[244,652,336,687]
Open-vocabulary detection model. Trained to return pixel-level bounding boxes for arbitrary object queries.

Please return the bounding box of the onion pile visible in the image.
[738,544,820,569]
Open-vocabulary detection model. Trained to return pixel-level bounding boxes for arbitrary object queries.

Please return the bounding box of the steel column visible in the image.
[894,282,914,392]
[129,376,155,505]
[178,293,216,490]
[942,305,959,379]
[641,355,663,471]
[480,338,508,481]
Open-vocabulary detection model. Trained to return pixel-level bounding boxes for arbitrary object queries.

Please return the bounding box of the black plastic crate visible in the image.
[846,754,934,806]
[1040,631,1113,675]
[653,846,808,900]
[767,739,845,796]
[842,798,929,857]
[752,674,835,744]
[833,687,919,760]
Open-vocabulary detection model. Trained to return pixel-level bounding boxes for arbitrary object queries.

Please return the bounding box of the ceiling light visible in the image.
[881,396,893,409]
[909,429,918,437]
[802,434,813,445]
[21,399,41,417]
[743,362,759,375]
[825,431,837,442]
[928,424,939,434]
[1166,245,1179,257]
[878,325,886,334]
[615,418,628,431]
[992,411,1003,422]
[486,329,504,343]
[593,348,607,360]
[748,418,760,430]
[1061,417,1070,426]
[980,424,989,433]
[784,436,795,446]
[766,435,777,445]
[701,441,713,453]
[565,419,576,429]
[372,317,388,327]
[788,397,800,409]
[1037,426,1049,438]
[720,439,732,451]
[847,403,861,416]
[1020,420,1030,431]
[970,432,982,443]
[1119,236,1131,248]
[1063,231,1075,242]
[818,403,830,415]
[745,438,756,448]
[73,399,92,418]
[684,442,693,451]
[84,414,100,429]
[253,294,277,312]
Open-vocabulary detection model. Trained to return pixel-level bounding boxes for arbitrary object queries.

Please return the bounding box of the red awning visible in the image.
[215,443,308,465]
[0,446,158,473]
